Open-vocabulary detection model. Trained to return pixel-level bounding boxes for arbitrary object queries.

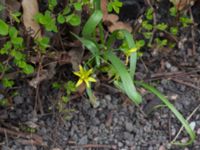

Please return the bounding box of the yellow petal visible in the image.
[76,79,83,87]
[87,77,96,82]
[85,81,90,88]
[73,72,81,77]
[128,47,138,53]
[87,68,93,75]
[79,65,84,73]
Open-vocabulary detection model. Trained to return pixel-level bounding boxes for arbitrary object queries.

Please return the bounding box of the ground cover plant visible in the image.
[0,0,200,149]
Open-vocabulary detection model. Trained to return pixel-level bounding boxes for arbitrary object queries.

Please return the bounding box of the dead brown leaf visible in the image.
[108,21,132,33]
[103,14,119,24]
[29,63,56,88]
[100,0,132,33]
[22,0,41,38]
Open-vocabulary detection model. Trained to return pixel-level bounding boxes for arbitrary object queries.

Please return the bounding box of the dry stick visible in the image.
[171,78,200,91]
[34,53,44,115]
[189,7,196,56]
[4,128,9,148]
[0,127,45,146]
[144,69,200,81]
[171,103,200,143]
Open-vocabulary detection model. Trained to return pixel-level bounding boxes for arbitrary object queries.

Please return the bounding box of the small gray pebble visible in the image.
[0,94,4,99]
[170,66,178,72]
[124,132,134,141]
[9,112,17,119]
[1,146,10,150]
[13,96,24,105]
[16,109,22,115]
[100,99,107,108]
[24,146,37,150]
[125,122,134,132]
[92,118,100,125]
[78,135,88,145]
[148,146,154,150]
[105,95,112,101]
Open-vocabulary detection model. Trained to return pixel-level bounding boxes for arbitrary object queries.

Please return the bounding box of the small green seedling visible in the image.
[35,11,58,32]
[107,0,123,14]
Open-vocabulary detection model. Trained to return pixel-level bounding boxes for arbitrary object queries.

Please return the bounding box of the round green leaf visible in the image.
[67,14,81,26]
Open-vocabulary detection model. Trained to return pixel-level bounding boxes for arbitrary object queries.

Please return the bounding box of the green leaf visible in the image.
[63,6,71,15]
[11,37,23,46]
[11,50,24,60]
[119,30,137,78]
[35,11,57,32]
[52,82,61,89]
[169,7,177,17]
[71,33,100,66]
[57,14,65,24]
[82,10,103,38]
[107,3,113,12]
[9,27,18,38]
[66,14,81,26]
[0,19,9,36]
[74,2,82,11]
[36,37,50,52]
[0,42,11,54]
[170,27,178,35]
[11,11,21,23]
[156,23,168,31]
[106,30,138,79]
[135,81,196,146]
[2,78,14,88]
[142,21,153,31]
[107,0,122,14]
[22,64,34,74]
[105,51,142,104]
[49,0,57,10]
[146,8,153,20]
[0,99,9,106]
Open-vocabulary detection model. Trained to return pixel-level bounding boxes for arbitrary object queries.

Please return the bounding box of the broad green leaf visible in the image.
[82,10,103,38]
[136,81,196,146]
[0,19,9,36]
[105,51,142,104]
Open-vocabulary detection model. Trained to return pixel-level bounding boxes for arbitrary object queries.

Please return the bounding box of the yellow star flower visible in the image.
[73,65,96,88]
[125,47,138,56]
[124,47,138,65]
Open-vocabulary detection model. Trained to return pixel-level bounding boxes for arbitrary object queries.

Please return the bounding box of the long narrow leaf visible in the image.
[121,30,137,79]
[82,10,103,38]
[71,33,100,66]
[135,81,196,146]
[106,30,137,78]
[105,51,142,104]
[93,0,101,10]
